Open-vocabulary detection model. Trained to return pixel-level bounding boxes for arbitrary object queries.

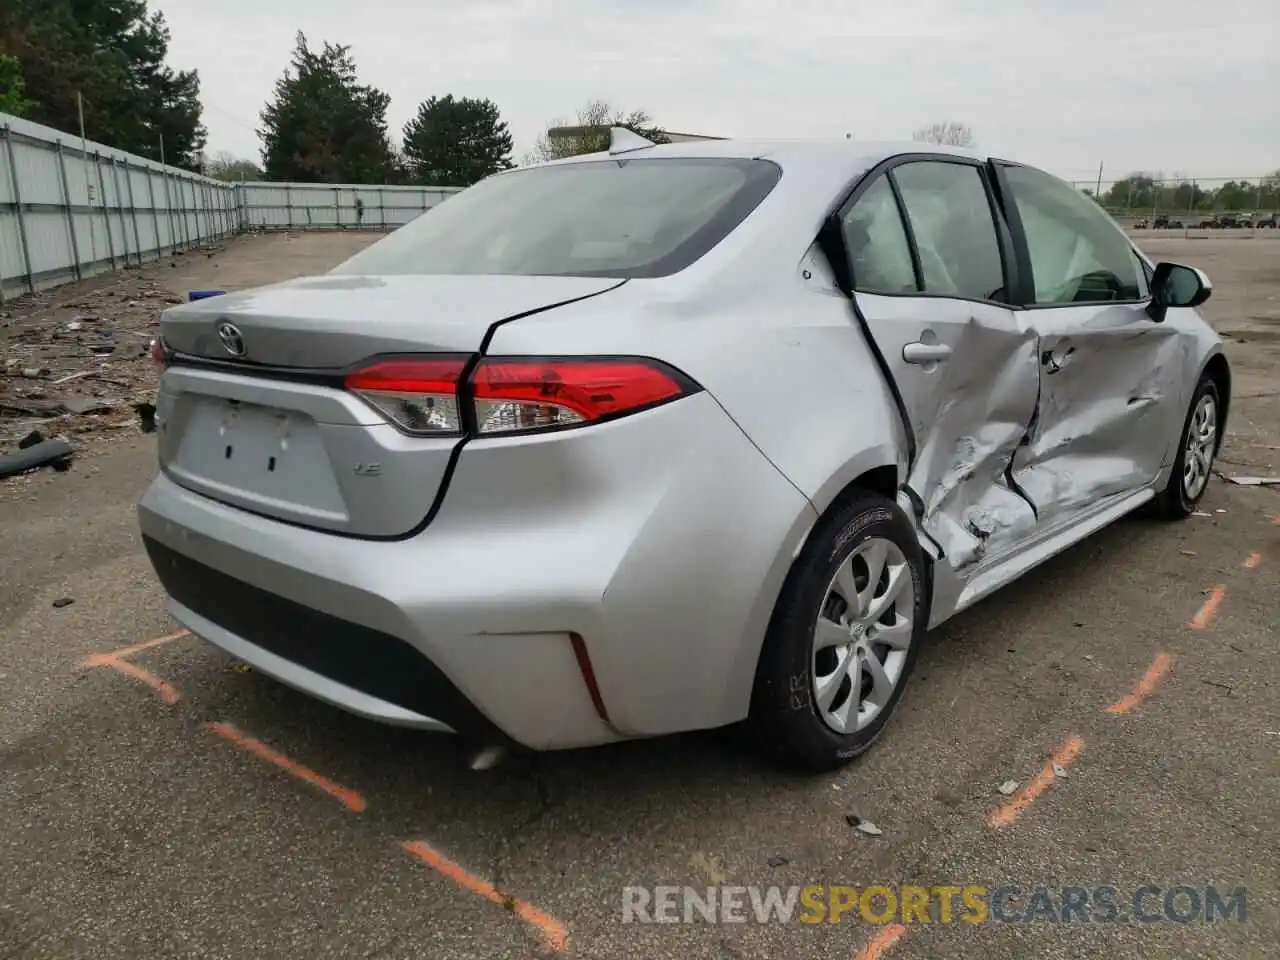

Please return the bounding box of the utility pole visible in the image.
[1094,161,1104,201]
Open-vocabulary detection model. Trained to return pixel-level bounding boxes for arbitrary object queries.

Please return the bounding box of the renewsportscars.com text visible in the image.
[621,884,1247,926]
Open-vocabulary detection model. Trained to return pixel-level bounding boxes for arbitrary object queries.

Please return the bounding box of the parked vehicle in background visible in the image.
[1256,213,1278,228]
[1132,217,1149,229]
[138,132,1232,770]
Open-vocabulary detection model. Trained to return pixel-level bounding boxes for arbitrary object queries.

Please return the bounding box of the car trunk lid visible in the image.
[156,274,623,537]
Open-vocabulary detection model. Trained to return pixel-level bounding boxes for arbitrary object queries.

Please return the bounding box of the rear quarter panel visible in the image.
[484,249,908,519]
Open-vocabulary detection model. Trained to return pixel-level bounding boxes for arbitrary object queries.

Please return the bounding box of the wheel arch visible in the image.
[748,459,927,686]
[1200,350,1231,454]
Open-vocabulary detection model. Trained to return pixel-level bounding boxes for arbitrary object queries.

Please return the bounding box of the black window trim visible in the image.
[828,152,1021,309]
[990,159,1153,311]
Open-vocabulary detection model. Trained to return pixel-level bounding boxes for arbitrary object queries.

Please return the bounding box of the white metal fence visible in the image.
[237,182,460,231]
[0,113,238,301]
[0,112,463,302]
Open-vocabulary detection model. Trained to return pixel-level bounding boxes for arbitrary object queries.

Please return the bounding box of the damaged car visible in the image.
[139,130,1229,770]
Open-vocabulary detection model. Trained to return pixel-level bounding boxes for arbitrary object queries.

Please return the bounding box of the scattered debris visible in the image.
[1215,509,1227,514]
[1223,476,1280,487]
[766,856,789,868]
[51,597,75,609]
[467,744,507,771]
[0,271,190,452]
[1191,511,1212,518]
[1052,764,1069,779]
[229,661,252,673]
[135,402,157,434]
[845,814,882,836]
[51,371,92,386]
[1082,654,1094,662]
[17,430,43,449]
[1181,550,1197,557]
[0,438,74,478]
[998,779,1020,796]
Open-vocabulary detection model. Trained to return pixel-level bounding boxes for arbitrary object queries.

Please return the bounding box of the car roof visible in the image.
[536,138,990,175]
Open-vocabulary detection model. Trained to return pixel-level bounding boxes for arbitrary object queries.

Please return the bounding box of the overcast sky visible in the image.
[159,0,1278,184]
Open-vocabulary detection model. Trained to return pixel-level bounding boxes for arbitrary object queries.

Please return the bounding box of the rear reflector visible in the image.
[343,355,696,437]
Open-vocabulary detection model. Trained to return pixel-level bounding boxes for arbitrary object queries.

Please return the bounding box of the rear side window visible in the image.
[331,158,781,280]
[892,161,1007,302]
[841,175,918,294]
[1001,164,1144,305]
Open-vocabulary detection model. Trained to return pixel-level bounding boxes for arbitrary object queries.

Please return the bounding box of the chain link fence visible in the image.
[1067,174,1280,231]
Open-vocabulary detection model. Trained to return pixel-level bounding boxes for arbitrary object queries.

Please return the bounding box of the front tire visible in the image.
[1152,375,1220,519]
[749,493,928,771]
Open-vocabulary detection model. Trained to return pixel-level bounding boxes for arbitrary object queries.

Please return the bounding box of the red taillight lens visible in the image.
[149,337,168,370]
[342,355,695,437]
[470,358,690,435]
[343,356,469,435]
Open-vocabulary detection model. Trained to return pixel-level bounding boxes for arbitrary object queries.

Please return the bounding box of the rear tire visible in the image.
[1152,375,1220,520]
[749,493,928,771]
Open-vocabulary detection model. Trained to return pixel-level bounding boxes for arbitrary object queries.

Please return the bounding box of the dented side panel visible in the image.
[852,294,1041,570]
[1011,303,1189,527]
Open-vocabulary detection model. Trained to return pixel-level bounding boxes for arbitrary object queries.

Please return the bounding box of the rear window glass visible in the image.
[330,158,780,280]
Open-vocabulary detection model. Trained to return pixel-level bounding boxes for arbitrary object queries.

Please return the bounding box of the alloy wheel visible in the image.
[811,536,915,735]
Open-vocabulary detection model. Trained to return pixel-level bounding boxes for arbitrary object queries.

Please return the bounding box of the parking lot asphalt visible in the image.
[2,232,1277,959]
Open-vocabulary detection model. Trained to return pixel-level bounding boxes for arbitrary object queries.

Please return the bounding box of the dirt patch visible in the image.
[1,232,384,479]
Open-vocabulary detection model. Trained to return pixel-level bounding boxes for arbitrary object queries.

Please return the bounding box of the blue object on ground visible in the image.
[188,290,226,302]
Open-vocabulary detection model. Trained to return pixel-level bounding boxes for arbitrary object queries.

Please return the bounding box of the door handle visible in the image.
[903,342,953,364]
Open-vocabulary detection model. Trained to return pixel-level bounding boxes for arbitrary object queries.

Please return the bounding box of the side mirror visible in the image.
[1148,262,1211,323]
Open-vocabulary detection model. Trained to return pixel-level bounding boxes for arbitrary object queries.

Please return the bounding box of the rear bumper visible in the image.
[138,392,817,750]
[144,535,487,738]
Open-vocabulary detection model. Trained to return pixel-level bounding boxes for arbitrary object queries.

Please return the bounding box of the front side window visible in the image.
[1002,164,1144,305]
[892,161,1006,302]
[331,158,780,280]
[841,175,917,295]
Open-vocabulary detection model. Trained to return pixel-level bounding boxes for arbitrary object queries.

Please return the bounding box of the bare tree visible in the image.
[526,99,668,163]
[205,150,264,182]
[911,121,975,148]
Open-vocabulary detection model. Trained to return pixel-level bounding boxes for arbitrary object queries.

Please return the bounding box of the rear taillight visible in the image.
[471,358,689,435]
[343,355,696,437]
[343,356,469,435]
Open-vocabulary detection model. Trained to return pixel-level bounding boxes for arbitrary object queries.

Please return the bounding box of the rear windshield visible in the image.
[330,157,781,279]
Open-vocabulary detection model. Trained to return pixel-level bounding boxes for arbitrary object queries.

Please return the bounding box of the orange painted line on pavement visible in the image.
[400,840,568,952]
[1189,585,1227,630]
[1242,551,1262,570]
[989,736,1083,830]
[205,721,367,813]
[98,629,192,661]
[81,653,181,704]
[853,923,908,960]
[1105,653,1173,715]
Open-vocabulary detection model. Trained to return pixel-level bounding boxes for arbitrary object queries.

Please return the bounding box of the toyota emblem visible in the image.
[217,321,246,358]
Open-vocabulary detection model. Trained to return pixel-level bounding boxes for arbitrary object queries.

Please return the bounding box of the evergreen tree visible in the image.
[258,32,396,184]
[402,94,513,187]
[0,0,206,167]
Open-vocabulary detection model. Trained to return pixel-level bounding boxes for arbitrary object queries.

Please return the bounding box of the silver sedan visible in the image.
[139,131,1228,769]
